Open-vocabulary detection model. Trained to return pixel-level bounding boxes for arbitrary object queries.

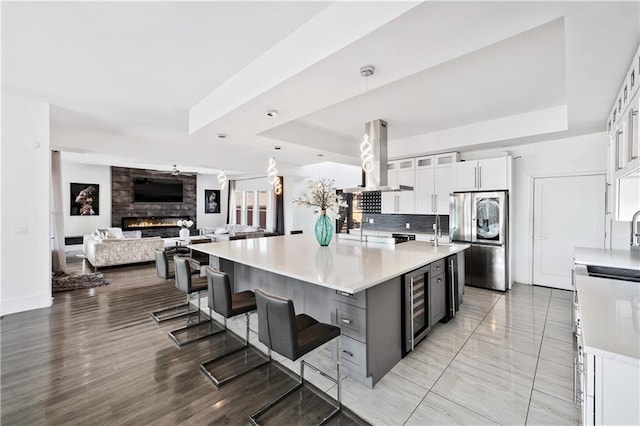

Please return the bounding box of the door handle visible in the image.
[341,317,353,325]
[478,166,482,189]
[434,194,437,212]
[449,259,456,317]
[409,276,415,352]
[474,166,477,189]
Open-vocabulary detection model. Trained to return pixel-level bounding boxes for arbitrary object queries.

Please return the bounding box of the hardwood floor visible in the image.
[1,258,367,425]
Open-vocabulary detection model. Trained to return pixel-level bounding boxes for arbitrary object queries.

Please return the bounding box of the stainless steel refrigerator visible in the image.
[449,191,509,291]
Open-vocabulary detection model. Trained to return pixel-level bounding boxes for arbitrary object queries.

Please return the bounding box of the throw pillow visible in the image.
[214,228,229,235]
[105,227,125,239]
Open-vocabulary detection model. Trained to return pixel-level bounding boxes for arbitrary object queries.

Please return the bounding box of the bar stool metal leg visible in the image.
[199,312,270,387]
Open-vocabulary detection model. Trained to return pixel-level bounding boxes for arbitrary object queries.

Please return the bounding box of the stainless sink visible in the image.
[586,265,640,282]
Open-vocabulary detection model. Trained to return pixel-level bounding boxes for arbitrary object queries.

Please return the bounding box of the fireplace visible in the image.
[122,216,194,238]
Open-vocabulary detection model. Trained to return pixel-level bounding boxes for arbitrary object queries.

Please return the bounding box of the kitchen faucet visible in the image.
[432,215,441,247]
[632,210,640,251]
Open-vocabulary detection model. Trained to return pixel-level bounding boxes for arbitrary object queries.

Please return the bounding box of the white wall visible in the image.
[62,161,111,237]
[286,161,361,235]
[196,174,228,229]
[1,94,52,315]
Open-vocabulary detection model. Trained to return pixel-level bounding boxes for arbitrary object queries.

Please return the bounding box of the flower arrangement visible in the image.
[177,219,194,229]
[293,178,347,216]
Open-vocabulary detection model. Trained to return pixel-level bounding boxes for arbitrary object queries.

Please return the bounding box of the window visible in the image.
[246,191,254,226]
[231,181,276,231]
[235,191,242,224]
[258,191,268,229]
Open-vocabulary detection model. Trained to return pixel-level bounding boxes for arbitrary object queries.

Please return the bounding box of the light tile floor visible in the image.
[200,283,579,425]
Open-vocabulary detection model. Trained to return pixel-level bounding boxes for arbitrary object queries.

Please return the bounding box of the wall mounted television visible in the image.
[133,178,183,203]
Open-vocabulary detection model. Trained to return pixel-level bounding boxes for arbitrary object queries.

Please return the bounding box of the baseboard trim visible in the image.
[0,293,53,317]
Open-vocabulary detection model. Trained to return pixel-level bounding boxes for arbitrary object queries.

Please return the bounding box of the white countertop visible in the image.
[576,275,640,365]
[574,247,640,270]
[190,234,469,294]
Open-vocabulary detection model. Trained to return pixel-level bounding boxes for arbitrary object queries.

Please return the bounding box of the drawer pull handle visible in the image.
[437,278,442,283]
[337,291,352,297]
[342,350,354,358]
[341,318,353,325]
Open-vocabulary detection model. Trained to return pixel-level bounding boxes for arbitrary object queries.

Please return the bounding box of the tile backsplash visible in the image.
[358,213,449,235]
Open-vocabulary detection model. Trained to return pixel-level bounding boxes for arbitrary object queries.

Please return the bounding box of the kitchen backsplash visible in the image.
[359,213,449,235]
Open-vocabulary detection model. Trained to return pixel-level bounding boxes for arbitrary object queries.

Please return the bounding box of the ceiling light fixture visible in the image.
[360,64,376,173]
[217,169,227,190]
[266,109,278,117]
[217,133,227,139]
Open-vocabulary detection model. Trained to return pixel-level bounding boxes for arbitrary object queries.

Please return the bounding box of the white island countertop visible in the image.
[190,234,469,294]
[574,247,640,270]
[577,275,640,365]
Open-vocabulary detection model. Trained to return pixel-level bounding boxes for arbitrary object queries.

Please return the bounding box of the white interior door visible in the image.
[533,174,605,289]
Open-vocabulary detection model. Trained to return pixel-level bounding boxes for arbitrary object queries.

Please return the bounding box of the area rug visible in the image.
[52,272,110,293]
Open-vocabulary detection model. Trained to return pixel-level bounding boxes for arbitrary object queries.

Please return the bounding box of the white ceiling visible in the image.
[2,1,639,176]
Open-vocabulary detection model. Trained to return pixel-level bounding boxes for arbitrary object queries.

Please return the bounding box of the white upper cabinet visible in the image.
[453,156,511,191]
[415,152,458,214]
[607,44,640,221]
[382,159,415,214]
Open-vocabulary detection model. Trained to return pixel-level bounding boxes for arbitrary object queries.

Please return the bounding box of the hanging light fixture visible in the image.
[267,157,282,195]
[360,64,376,173]
[360,133,374,172]
[217,169,227,190]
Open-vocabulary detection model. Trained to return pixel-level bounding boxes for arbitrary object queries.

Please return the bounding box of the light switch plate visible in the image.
[13,226,28,236]
[368,218,374,224]
[406,223,410,229]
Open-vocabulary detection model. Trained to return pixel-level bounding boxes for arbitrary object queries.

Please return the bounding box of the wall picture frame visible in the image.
[204,189,221,214]
[70,183,99,216]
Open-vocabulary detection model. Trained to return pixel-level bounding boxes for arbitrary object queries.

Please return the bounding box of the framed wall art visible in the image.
[70,183,99,216]
[204,189,220,214]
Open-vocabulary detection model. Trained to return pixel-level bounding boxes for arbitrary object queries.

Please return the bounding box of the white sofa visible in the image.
[200,224,274,240]
[83,228,164,269]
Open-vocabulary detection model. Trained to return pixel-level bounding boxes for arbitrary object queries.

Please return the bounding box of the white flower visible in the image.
[293,178,348,217]
[177,219,193,228]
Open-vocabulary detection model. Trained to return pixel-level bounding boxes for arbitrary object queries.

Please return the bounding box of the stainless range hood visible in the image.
[342,119,414,193]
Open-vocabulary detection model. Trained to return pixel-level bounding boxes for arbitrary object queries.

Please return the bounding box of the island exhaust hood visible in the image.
[342,119,414,193]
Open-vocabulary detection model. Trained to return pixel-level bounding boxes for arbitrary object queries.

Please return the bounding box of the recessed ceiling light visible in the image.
[317,154,324,158]
[217,133,227,139]
[266,109,278,117]
[274,146,281,150]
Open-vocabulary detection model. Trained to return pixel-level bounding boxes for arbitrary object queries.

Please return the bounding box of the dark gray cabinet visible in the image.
[429,260,446,324]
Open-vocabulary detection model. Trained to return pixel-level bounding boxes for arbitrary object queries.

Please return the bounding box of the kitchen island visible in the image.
[190,234,469,387]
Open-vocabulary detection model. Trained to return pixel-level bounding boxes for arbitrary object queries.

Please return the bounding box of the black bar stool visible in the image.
[199,268,270,386]
[168,257,224,347]
[250,288,342,426]
[150,250,199,323]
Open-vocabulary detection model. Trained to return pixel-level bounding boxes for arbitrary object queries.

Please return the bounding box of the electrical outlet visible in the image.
[369,218,374,224]
[13,226,28,236]
[406,223,410,229]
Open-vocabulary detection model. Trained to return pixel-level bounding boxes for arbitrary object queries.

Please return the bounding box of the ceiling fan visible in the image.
[149,164,194,177]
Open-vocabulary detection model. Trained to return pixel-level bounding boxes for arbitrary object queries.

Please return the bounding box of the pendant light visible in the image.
[267,157,282,195]
[360,65,376,173]
[217,169,227,190]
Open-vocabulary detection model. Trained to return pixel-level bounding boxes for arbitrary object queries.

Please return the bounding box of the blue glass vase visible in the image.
[315,211,333,246]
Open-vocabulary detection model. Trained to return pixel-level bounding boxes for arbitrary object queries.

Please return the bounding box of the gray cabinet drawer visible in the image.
[335,302,367,342]
[339,336,366,375]
[431,259,445,277]
[334,289,366,309]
